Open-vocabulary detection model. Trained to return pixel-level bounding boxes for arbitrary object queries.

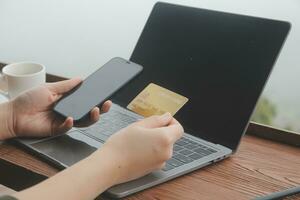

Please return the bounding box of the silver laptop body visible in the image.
[16,103,232,198]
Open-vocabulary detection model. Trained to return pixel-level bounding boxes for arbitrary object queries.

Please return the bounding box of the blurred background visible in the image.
[0,0,299,133]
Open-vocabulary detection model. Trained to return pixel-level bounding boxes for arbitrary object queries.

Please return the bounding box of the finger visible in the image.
[134,112,172,128]
[157,121,184,143]
[52,117,73,135]
[47,77,82,95]
[74,108,99,127]
[101,100,112,113]
[90,107,100,122]
[157,162,166,170]
[169,117,180,126]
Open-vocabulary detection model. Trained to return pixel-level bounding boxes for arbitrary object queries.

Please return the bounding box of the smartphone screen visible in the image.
[53,57,143,121]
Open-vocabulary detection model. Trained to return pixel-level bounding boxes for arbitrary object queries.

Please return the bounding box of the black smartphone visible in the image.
[53,57,143,122]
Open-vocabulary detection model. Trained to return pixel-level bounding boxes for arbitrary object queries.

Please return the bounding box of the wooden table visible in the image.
[1,134,299,200]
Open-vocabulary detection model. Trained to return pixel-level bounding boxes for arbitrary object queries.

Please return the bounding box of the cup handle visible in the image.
[0,73,9,99]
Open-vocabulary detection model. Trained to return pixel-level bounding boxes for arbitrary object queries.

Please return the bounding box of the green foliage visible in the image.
[252,97,277,125]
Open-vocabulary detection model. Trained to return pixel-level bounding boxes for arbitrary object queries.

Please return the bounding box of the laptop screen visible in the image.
[112,3,290,150]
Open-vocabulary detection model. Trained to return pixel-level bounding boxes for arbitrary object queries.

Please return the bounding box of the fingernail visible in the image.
[160,112,171,120]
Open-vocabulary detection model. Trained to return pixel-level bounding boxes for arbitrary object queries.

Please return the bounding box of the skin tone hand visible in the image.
[14,113,184,200]
[100,113,184,184]
[0,78,112,140]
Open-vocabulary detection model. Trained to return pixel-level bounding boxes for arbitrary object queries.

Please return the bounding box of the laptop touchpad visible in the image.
[31,130,102,166]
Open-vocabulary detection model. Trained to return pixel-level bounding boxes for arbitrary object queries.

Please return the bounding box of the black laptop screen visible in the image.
[112,3,290,150]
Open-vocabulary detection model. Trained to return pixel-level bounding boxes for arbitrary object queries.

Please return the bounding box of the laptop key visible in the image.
[206,148,217,153]
[188,140,198,145]
[198,144,208,148]
[181,137,190,143]
[179,149,193,156]
[185,144,199,150]
[189,153,204,160]
[173,154,194,163]
[194,148,212,156]
[162,163,175,171]
[176,140,189,146]
[199,145,217,153]
[167,158,184,167]
[173,145,184,151]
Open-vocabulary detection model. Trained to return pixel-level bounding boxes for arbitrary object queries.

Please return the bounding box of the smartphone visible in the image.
[53,57,143,122]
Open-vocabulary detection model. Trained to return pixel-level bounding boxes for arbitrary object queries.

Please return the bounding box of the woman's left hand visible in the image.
[7,78,111,138]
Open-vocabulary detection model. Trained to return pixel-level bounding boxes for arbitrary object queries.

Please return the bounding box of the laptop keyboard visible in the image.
[78,104,218,172]
[163,137,217,171]
[79,108,138,141]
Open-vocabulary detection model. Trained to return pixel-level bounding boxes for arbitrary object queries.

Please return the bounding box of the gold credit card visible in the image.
[127,83,189,117]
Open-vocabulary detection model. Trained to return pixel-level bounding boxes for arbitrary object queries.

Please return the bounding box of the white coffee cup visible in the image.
[0,62,46,99]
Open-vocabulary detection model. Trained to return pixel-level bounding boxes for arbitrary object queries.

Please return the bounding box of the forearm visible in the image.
[0,102,14,140]
[14,148,119,200]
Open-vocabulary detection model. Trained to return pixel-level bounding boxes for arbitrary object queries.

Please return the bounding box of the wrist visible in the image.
[14,147,123,200]
[88,146,122,187]
[0,101,15,140]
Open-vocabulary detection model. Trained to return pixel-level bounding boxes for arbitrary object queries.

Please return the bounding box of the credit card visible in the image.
[127,83,188,117]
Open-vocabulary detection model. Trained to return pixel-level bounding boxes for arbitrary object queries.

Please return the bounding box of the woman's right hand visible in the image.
[93,112,184,185]
[13,113,184,200]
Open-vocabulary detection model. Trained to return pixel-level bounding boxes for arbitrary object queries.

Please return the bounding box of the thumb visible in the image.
[134,113,172,128]
[47,77,82,95]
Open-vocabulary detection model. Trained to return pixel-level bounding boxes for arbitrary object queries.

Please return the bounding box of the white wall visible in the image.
[0,0,298,78]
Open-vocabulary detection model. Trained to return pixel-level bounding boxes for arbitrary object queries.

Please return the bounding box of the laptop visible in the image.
[14,2,291,198]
